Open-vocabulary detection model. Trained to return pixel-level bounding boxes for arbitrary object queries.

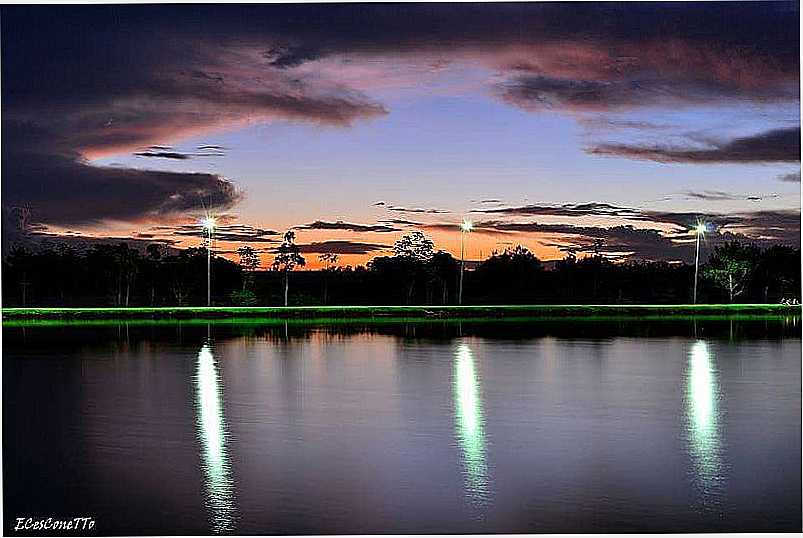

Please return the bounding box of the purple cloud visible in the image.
[296,220,400,233]
[588,127,800,164]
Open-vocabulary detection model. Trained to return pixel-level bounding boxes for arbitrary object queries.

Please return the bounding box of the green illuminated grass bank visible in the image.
[2,304,800,321]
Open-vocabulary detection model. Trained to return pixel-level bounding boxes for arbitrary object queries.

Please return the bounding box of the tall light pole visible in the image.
[693,221,707,304]
[202,215,216,306]
[459,219,473,305]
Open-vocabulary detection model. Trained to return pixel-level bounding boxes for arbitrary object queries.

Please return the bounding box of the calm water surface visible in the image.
[4,318,801,534]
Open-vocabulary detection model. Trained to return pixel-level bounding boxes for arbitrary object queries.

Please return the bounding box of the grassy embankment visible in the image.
[2,304,799,322]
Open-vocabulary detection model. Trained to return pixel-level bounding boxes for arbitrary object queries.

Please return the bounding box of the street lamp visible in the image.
[692,220,707,304]
[202,215,217,306]
[459,219,473,305]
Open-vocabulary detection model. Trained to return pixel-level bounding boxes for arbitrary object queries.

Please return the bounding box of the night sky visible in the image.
[2,2,800,267]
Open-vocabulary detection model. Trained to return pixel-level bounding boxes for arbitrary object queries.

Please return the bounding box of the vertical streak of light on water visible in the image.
[685,340,725,513]
[453,342,490,510]
[196,342,237,533]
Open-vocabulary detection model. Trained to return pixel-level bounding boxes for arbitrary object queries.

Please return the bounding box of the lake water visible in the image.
[4,318,801,534]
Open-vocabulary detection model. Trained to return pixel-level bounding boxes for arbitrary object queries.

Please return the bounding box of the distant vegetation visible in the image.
[2,233,799,307]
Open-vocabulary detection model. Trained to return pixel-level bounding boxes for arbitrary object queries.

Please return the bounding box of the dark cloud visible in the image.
[588,127,800,163]
[486,215,798,262]
[31,232,178,248]
[470,199,800,261]
[484,4,797,113]
[1,7,388,230]
[640,208,800,246]
[453,200,799,250]
[1,126,242,226]
[387,206,450,214]
[500,76,654,112]
[165,223,279,243]
[377,218,423,227]
[374,217,511,236]
[682,190,741,201]
[712,210,800,241]
[263,44,322,69]
[2,86,381,229]
[475,202,641,219]
[1,3,799,231]
[274,240,390,255]
[134,145,227,160]
[745,194,779,202]
[254,3,796,110]
[580,117,672,131]
[47,238,178,253]
[779,171,801,182]
[191,70,225,84]
[500,71,796,113]
[519,203,801,245]
[6,3,792,151]
[483,217,716,262]
[500,222,685,261]
[134,151,192,160]
[2,221,179,254]
[196,144,227,156]
[678,190,778,202]
[296,220,399,233]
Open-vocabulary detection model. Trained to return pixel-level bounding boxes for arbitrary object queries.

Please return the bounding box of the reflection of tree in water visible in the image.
[5,317,800,354]
[194,318,800,345]
[275,330,306,419]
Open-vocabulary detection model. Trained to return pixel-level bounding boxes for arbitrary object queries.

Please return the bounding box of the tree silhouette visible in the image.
[394,231,435,262]
[367,255,420,304]
[754,245,800,302]
[237,245,261,290]
[85,244,140,306]
[384,231,436,303]
[318,252,340,304]
[704,241,759,303]
[228,245,261,304]
[427,250,459,304]
[319,252,339,269]
[144,244,166,305]
[556,247,578,300]
[7,246,33,306]
[473,245,543,303]
[0,238,798,307]
[272,231,306,306]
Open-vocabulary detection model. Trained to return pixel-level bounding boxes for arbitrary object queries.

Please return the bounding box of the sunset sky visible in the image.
[2,2,800,268]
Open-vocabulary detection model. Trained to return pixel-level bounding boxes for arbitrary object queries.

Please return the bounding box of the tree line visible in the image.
[2,231,799,307]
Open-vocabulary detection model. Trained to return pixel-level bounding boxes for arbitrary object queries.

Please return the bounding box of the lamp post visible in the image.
[693,221,707,304]
[459,219,473,305]
[202,216,216,306]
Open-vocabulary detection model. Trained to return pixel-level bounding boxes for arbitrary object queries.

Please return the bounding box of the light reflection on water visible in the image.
[453,342,490,509]
[195,342,237,533]
[686,340,725,512]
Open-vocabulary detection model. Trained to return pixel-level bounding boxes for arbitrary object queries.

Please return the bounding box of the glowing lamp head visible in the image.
[694,222,707,235]
[201,216,217,231]
[461,219,473,232]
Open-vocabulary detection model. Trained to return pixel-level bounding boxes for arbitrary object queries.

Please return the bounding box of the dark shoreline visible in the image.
[2,304,800,321]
